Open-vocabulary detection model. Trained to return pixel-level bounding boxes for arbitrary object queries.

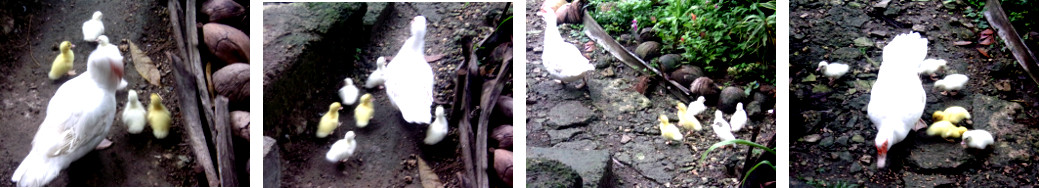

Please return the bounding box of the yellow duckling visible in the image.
[316,102,343,138]
[49,41,76,80]
[933,106,971,124]
[354,94,374,128]
[926,121,968,139]
[675,102,702,131]
[658,114,683,144]
[147,93,172,139]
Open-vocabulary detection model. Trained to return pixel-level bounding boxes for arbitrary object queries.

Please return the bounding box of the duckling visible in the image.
[121,90,147,134]
[729,102,748,132]
[325,131,357,163]
[934,74,968,96]
[354,94,374,128]
[933,106,971,124]
[658,115,683,144]
[424,105,448,145]
[675,102,702,131]
[338,78,360,105]
[364,57,388,89]
[926,121,967,140]
[817,61,850,85]
[918,58,947,79]
[147,93,172,139]
[316,102,342,138]
[961,130,994,149]
[711,110,736,141]
[82,11,104,42]
[686,96,707,116]
[49,41,76,80]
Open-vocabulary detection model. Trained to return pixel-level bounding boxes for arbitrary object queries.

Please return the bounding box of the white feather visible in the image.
[122,90,147,134]
[424,106,449,145]
[338,79,360,105]
[384,16,434,124]
[82,11,104,42]
[540,10,594,83]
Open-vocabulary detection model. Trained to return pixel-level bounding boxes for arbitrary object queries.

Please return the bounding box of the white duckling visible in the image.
[711,110,736,141]
[325,131,357,163]
[11,36,124,186]
[917,58,947,78]
[384,16,434,124]
[82,11,104,42]
[934,73,968,96]
[540,8,594,88]
[121,90,147,134]
[364,57,388,89]
[424,106,449,145]
[686,96,707,116]
[816,61,849,85]
[961,130,994,149]
[869,32,928,168]
[729,102,748,132]
[338,78,360,105]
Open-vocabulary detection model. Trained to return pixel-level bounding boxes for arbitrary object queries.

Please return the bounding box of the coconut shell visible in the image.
[231,111,250,140]
[213,63,250,110]
[202,0,245,24]
[493,149,514,185]
[635,41,661,61]
[637,27,661,43]
[669,65,703,87]
[718,86,746,114]
[658,54,683,72]
[492,125,513,150]
[203,23,250,64]
[689,77,717,96]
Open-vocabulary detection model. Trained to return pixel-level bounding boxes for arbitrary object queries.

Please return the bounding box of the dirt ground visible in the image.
[525,0,777,187]
[263,2,512,187]
[0,0,251,186]
[790,0,1039,186]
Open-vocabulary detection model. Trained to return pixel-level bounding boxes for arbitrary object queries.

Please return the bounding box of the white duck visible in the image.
[540,8,594,88]
[95,36,129,90]
[917,58,946,76]
[364,56,388,89]
[729,102,748,132]
[325,131,357,163]
[686,96,707,116]
[338,78,360,105]
[11,36,124,186]
[711,110,736,141]
[868,32,928,168]
[424,106,449,145]
[934,73,968,95]
[817,61,849,85]
[384,16,434,124]
[82,11,104,42]
[961,130,994,149]
[121,89,147,134]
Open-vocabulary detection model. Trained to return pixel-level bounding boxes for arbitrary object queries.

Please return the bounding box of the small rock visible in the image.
[912,24,927,32]
[621,134,632,143]
[853,37,873,47]
[852,134,865,142]
[546,101,595,129]
[820,136,834,147]
[849,162,863,173]
[635,41,662,60]
[803,134,822,142]
[403,176,413,184]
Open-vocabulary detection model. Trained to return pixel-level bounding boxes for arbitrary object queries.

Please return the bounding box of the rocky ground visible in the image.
[790,0,1039,186]
[525,0,777,187]
[263,2,511,187]
[0,0,247,186]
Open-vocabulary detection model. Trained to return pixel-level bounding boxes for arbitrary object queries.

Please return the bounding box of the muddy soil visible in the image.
[263,2,511,187]
[525,0,777,187]
[0,0,250,186]
[790,0,1039,186]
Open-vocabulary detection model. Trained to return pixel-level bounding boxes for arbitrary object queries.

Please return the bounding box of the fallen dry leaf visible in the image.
[977,47,990,58]
[126,39,162,86]
[953,41,973,46]
[416,158,442,188]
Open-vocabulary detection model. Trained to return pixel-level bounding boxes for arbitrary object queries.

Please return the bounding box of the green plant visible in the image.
[699,139,776,185]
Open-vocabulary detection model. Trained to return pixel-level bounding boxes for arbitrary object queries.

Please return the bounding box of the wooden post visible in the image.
[167,51,220,186]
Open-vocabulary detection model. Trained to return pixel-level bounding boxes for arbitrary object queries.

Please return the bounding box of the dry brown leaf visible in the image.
[416,157,442,188]
[953,41,973,46]
[977,47,991,58]
[126,39,161,86]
